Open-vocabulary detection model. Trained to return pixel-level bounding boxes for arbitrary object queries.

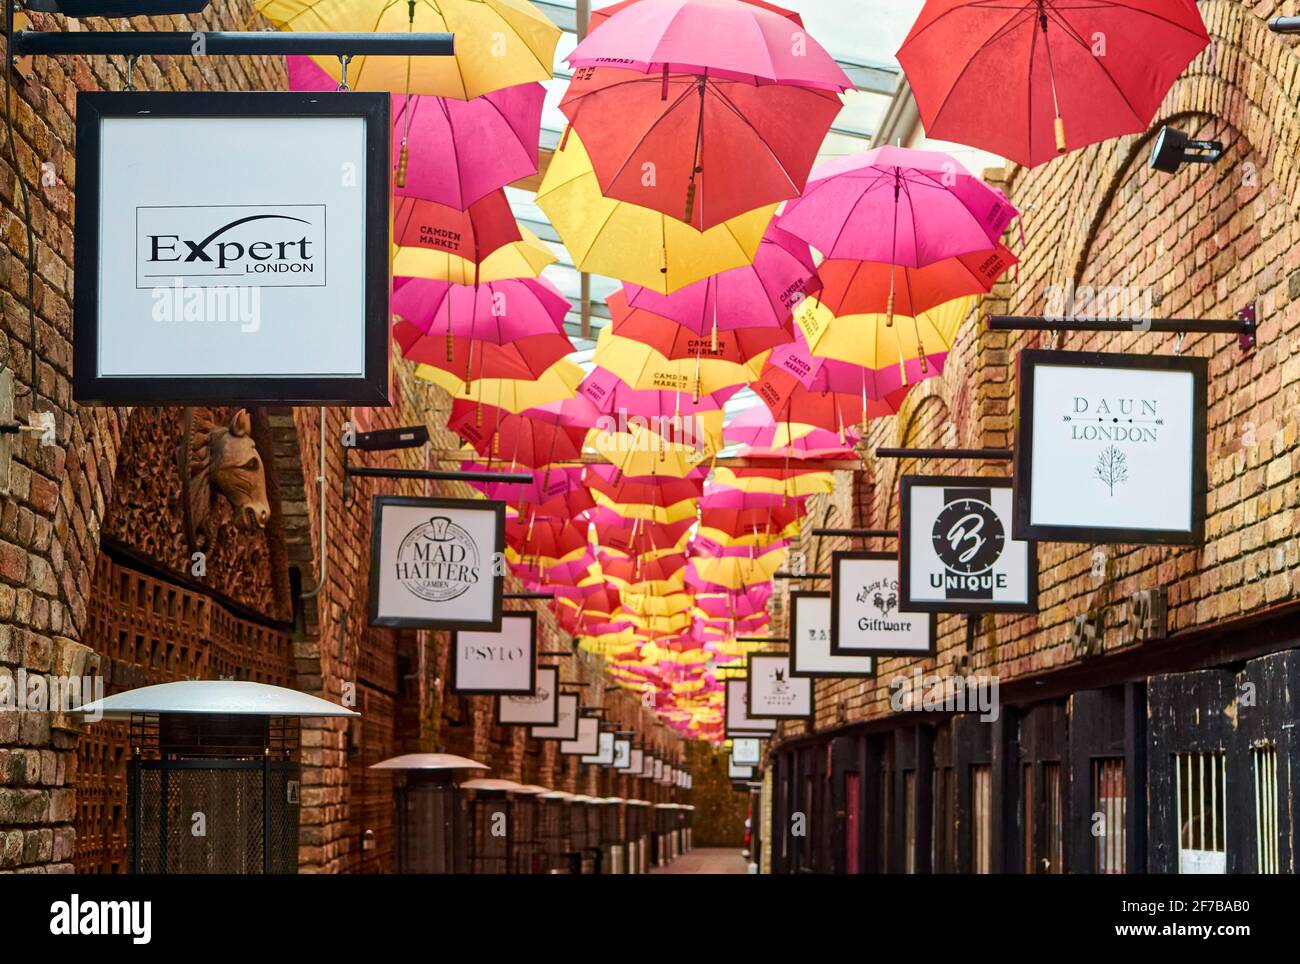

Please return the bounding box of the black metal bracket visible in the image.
[810,527,897,538]
[737,636,787,642]
[504,591,554,600]
[875,447,1013,461]
[346,465,533,485]
[8,29,455,59]
[987,303,1257,353]
[774,571,829,580]
[1270,16,1300,33]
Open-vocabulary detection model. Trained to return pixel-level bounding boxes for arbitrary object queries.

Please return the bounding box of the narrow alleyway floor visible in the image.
[651,848,750,874]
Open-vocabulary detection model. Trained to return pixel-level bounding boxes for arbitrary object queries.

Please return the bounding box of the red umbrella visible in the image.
[506,518,589,558]
[607,290,791,364]
[815,245,1017,319]
[599,552,689,584]
[586,468,706,507]
[448,401,588,468]
[558,65,841,229]
[753,365,908,435]
[396,330,574,381]
[393,192,520,267]
[699,504,804,537]
[897,0,1209,168]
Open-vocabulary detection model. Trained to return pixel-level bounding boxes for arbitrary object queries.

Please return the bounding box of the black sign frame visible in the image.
[73,90,392,406]
[450,610,537,696]
[830,551,937,657]
[899,475,1039,615]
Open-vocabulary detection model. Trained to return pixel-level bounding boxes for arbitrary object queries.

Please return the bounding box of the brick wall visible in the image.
[771,0,1300,746]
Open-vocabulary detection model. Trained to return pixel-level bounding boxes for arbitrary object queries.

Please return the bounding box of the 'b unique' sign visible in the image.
[1013,350,1207,544]
[368,496,505,631]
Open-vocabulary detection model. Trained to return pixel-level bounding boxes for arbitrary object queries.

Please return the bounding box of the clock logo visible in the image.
[932,489,1005,576]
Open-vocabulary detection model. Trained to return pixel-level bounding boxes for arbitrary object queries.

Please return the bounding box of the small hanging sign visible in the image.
[582,729,617,766]
[899,475,1038,613]
[619,746,644,775]
[612,737,633,770]
[560,715,601,756]
[450,612,537,695]
[731,736,763,766]
[496,665,559,726]
[746,654,812,720]
[725,678,778,736]
[1013,349,1208,544]
[831,552,935,656]
[530,693,580,741]
[368,496,505,631]
[791,591,875,678]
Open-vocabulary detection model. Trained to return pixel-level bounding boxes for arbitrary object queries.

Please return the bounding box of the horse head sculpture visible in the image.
[180,408,270,550]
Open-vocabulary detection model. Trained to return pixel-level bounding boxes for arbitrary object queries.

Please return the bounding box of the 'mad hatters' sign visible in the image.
[369,496,505,631]
[899,476,1038,614]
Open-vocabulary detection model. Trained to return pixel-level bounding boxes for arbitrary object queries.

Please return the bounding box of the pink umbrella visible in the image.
[777,145,1017,269]
[724,403,858,452]
[695,585,772,618]
[702,484,809,512]
[567,0,852,92]
[287,57,544,209]
[392,277,570,346]
[578,367,740,416]
[769,339,947,400]
[620,225,819,341]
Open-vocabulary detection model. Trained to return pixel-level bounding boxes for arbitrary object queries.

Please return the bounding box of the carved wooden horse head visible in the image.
[179,408,271,551]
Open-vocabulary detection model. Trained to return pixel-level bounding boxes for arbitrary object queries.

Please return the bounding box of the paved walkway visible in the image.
[650,848,750,874]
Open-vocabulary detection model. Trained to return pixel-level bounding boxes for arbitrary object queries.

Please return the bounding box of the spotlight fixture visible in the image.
[349,425,430,452]
[23,0,210,14]
[1149,125,1223,174]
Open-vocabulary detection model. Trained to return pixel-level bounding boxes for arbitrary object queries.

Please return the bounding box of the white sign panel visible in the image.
[74,91,391,405]
[582,730,616,766]
[531,693,580,741]
[451,612,536,695]
[560,715,600,756]
[790,591,875,677]
[899,476,1038,613]
[728,758,755,780]
[1014,350,1207,544]
[731,737,762,766]
[612,738,632,770]
[725,678,777,734]
[831,553,935,656]
[497,665,558,726]
[621,747,644,775]
[747,655,811,719]
[369,496,505,631]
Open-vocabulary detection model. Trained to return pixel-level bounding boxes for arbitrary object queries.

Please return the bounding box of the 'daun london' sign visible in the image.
[1013,350,1207,545]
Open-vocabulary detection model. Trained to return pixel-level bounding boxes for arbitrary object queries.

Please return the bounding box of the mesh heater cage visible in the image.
[126,713,301,875]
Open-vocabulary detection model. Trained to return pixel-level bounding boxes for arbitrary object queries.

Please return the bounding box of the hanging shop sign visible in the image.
[496,665,559,727]
[660,765,675,787]
[642,753,657,778]
[450,612,537,695]
[1013,350,1208,544]
[73,91,391,406]
[530,692,580,741]
[560,715,601,756]
[731,737,763,767]
[728,758,756,780]
[830,552,936,656]
[620,747,645,775]
[653,757,664,781]
[790,591,875,678]
[725,678,778,736]
[899,475,1038,614]
[746,654,812,720]
[582,730,617,766]
[369,496,505,631]
[612,737,632,770]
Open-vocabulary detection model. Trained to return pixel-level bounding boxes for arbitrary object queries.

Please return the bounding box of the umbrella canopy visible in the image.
[607,290,792,363]
[393,224,557,284]
[815,246,1016,319]
[416,359,584,412]
[568,0,851,91]
[506,517,590,557]
[620,223,819,336]
[590,0,804,31]
[592,326,765,399]
[558,66,841,230]
[536,130,776,294]
[590,488,698,525]
[587,420,720,478]
[260,0,560,98]
[287,56,545,208]
[400,330,575,381]
[393,276,570,345]
[578,367,739,418]
[448,400,589,467]
[392,191,519,264]
[777,146,1017,266]
[586,468,706,507]
[897,0,1209,168]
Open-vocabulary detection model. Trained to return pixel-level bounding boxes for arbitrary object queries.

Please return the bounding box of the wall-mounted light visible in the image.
[1149,126,1223,174]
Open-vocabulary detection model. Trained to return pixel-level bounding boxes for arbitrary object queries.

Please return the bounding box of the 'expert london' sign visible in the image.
[73,91,391,406]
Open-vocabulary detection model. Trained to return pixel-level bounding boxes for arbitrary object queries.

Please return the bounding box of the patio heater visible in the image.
[511,784,550,874]
[568,794,600,874]
[682,803,695,852]
[599,797,627,874]
[74,680,357,874]
[537,789,576,874]
[653,803,677,865]
[371,753,488,874]
[461,778,523,874]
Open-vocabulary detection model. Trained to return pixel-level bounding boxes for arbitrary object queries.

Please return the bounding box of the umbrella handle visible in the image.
[1055,116,1066,154]
[396,143,409,189]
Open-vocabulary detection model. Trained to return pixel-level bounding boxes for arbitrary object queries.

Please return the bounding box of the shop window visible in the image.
[971,764,992,874]
[1092,757,1126,874]
[932,766,956,873]
[1252,744,1279,875]
[903,771,917,874]
[1175,751,1227,874]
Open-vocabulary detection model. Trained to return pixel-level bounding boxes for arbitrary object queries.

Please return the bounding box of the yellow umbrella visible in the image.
[711,466,836,498]
[536,130,776,294]
[578,628,640,654]
[590,488,698,525]
[795,295,976,381]
[592,326,765,399]
[257,0,560,98]
[586,421,720,479]
[690,549,785,590]
[392,225,556,283]
[603,569,689,597]
[416,358,583,411]
[620,591,696,618]
[696,522,801,548]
